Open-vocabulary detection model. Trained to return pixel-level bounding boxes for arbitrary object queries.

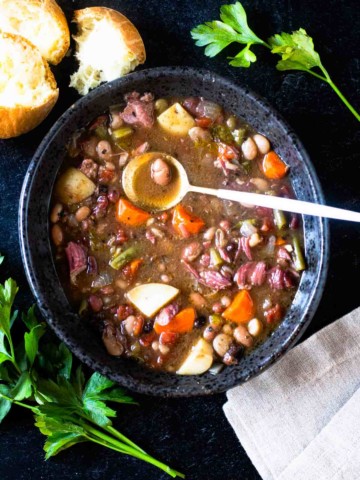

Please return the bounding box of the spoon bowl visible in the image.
[122,152,189,211]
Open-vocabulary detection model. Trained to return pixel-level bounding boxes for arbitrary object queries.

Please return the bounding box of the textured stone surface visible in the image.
[0,0,359,479]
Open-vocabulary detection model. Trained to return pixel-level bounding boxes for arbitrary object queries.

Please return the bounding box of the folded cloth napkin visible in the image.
[223,307,360,480]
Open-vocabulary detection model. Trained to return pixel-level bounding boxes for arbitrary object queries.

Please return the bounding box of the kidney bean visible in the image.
[117,304,134,321]
[212,302,224,314]
[88,295,103,312]
[189,292,206,309]
[159,331,178,345]
[93,195,109,218]
[234,325,254,347]
[102,325,124,356]
[182,97,200,116]
[75,206,91,222]
[115,228,128,245]
[108,188,120,203]
[51,224,63,246]
[50,203,63,223]
[139,331,156,347]
[203,326,217,341]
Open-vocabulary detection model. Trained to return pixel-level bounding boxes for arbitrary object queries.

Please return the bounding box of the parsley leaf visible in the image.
[191,2,360,121]
[269,29,322,72]
[191,2,266,66]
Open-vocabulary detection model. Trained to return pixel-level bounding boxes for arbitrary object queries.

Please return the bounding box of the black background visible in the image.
[0,1,359,479]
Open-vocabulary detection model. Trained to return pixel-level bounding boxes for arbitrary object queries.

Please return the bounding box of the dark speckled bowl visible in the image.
[19,67,329,396]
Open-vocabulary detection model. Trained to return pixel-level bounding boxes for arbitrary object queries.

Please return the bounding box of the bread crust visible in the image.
[73,7,146,64]
[0,32,59,139]
[0,0,70,64]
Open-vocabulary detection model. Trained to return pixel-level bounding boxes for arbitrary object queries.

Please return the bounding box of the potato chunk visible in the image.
[157,102,195,136]
[55,167,96,205]
[177,338,213,375]
[126,283,179,317]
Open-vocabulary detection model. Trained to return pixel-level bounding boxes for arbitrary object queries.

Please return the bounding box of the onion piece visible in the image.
[91,272,112,289]
[265,235,276,255]
[240,220,258,237]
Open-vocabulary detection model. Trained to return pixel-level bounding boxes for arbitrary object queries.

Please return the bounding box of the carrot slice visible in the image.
[262,151,288,179]
[172,204,205,237]
[129,258,143,276]
[275,237,286,246]
[116,198,151,226]
[222,290,255,324]
[154,307,196,334]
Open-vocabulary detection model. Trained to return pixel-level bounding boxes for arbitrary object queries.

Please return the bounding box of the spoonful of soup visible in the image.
[122,152,360,222]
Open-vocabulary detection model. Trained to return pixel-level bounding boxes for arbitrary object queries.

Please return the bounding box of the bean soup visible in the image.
[50,92,305,375]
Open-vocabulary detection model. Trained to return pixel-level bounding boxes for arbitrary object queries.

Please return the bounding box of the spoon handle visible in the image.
[189,185,360,222]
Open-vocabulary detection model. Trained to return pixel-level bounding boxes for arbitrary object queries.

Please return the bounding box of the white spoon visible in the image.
[122,152,360,222]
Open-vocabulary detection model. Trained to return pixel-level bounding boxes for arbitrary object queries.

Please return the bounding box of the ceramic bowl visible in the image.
[19,67,329,396]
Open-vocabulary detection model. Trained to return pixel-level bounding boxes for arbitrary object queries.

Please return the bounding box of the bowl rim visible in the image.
[19,66,329,396]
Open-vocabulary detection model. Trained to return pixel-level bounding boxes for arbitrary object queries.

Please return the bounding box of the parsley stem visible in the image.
[85,424,184,478]
[105,425,146,453]
[0,392,37,412]
[320,66,360,121]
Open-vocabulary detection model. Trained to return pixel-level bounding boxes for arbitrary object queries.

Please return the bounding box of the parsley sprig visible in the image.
[191,2,359,121]
[0,272,183,478]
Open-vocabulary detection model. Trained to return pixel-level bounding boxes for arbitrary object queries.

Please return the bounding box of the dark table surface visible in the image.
[0,1,359,479]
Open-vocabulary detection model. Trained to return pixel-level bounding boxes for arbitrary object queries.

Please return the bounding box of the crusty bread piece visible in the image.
[70,7,146,96]
[0,32,59,139]
[0,0,70,65]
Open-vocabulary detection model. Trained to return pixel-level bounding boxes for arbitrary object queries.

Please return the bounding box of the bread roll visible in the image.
[0,0,70,65]
[0,32,59,139]
[70,7,146,96]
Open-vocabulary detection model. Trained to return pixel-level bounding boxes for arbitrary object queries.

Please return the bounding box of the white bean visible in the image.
[220,295,231,307]
[253,134,271,154]
[249,233,262,247]
[213,333,232,357]
[159,344,170,355]
[250,177,269,192]
[188,126,212,143]
[151,341,159,351]
[247,318,263,337]
[241,137,258,160]
[203,226,216,241]
[123,315,136,335]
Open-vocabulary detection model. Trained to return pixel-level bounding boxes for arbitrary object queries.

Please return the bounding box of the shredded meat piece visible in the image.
[199,270,232,290]
[155,304,179,326]
[121,92,155,128]
[264,304,282,323]
[234,261,267,289]
[267,265,296,290]
[65,242,87,283]
[79,158,98,180]
[240,236,252,260]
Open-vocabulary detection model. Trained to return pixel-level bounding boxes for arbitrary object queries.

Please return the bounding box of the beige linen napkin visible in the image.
[223,307,360,480]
